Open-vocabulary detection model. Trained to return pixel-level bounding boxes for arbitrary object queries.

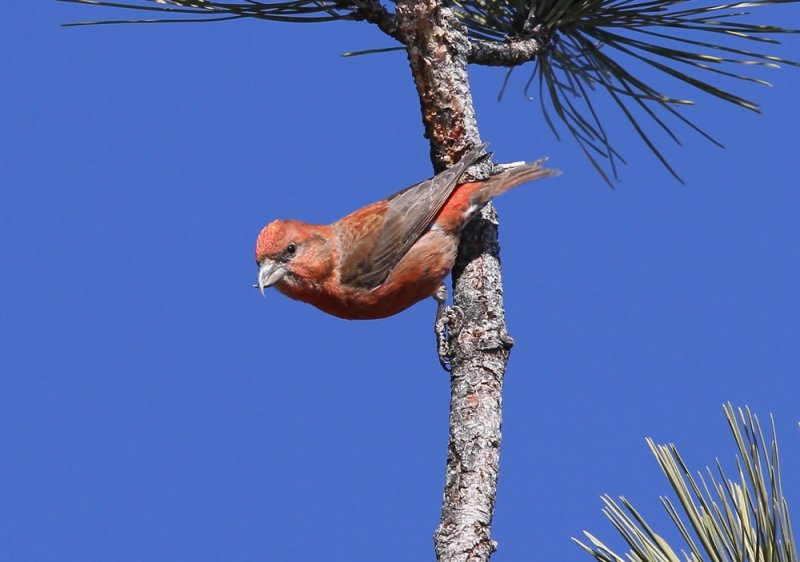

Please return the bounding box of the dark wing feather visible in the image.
[340,144,489,289]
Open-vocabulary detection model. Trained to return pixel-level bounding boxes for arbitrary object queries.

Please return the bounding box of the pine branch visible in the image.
[469,36,547,66]
[455,0,799,182]
[62,0,800,182]
[575,404,798,562]
[59,0,359,25]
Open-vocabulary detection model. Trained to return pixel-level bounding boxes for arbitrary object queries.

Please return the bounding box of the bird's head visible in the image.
[255,219,333,296]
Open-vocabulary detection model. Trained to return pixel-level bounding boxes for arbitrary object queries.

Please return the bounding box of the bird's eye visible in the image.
[283,243,297,259]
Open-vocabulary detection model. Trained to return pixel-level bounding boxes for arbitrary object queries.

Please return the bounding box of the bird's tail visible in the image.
[477,159,560,204]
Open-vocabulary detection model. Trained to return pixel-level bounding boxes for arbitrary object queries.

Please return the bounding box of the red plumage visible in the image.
[255,145,556,319]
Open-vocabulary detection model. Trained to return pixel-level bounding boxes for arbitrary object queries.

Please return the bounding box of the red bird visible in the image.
[255,145,555,320]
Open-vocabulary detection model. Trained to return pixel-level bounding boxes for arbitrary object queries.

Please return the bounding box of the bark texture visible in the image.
[469,36,546,66]
[395,1,482,171]
[436,203,512,562]
[395,2,512,560]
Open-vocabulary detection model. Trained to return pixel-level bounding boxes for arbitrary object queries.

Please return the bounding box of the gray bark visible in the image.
[393,2,513,560]
[469,36,546,66]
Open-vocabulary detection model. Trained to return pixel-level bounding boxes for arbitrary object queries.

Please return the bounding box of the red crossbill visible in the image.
[255,145,556,320]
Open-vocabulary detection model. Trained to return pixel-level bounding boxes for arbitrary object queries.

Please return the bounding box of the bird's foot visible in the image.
[434,284,464,372]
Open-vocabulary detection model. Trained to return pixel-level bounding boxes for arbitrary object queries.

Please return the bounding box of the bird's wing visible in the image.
[339,144,488,290]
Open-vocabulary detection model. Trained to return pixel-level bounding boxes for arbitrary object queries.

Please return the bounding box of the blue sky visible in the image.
[2,2,799,561]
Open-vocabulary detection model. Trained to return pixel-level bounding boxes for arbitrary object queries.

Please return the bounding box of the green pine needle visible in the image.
[62,0,799,182]
[454,0,799,181]
[574,404,798,562]
[58,0,354,25]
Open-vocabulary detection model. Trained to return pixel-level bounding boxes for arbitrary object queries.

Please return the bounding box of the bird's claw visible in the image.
[434,285,464,372]
[435,307,450,372]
